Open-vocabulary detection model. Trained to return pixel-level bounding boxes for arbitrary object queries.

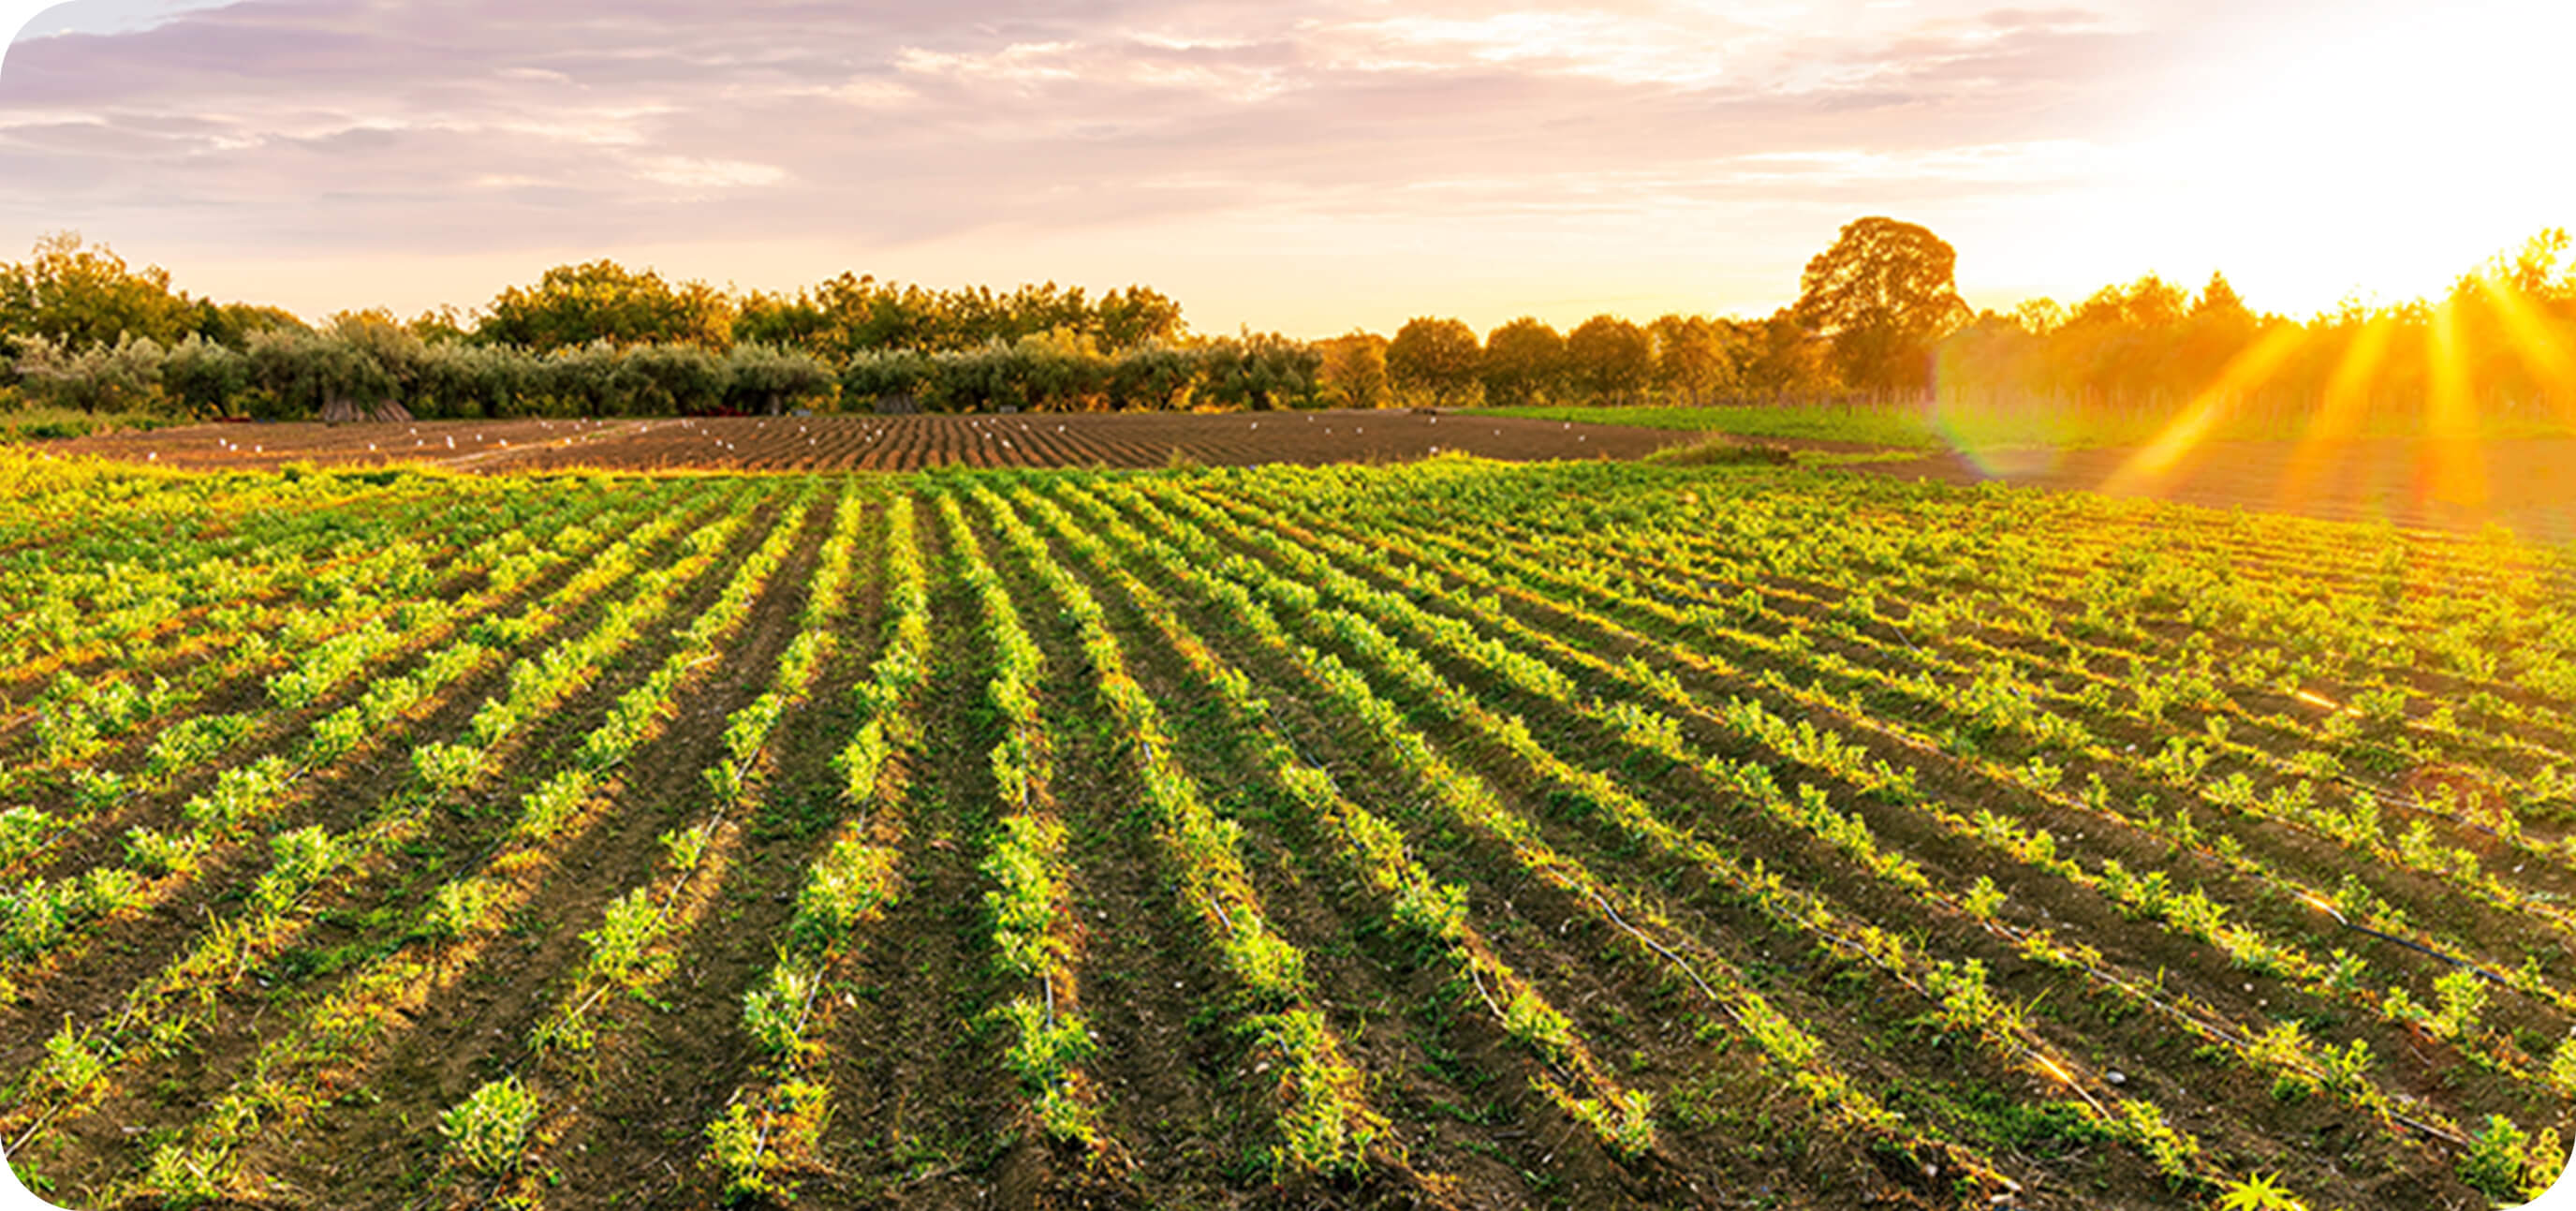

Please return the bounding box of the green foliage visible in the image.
[1793,215,1970,395]
[743,962,819,1059]
[1566,314,1653,403]
[993,997,1098,1143]
[8,332,172,414]
[2458,1115,2559,1203]
[478,259,734,351]
[1386,316,1482,406]
[1961,875,2007,920]
[0,231,199,349]
[1480,317,1566,406]
[2112,1097,2202,1184]
[441,1075,540,1175]
[1315,331,1390,408]
[411,741,483,795]
[723,342,837,415]
[424,878,500,940]
[2215,1171,2307,1211]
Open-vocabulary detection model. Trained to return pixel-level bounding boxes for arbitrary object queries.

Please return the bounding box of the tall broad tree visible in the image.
[0,232,199,350]
[1386,317,1481,406]
[477,260,735,351]
[1566,315,1652,403]
[1480,317,1565,406]
[1648,314,1738,405]
[1793,216,1971,397]
[1316,332,1391,409]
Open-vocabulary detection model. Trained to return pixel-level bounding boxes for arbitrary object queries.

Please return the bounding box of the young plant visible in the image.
[441,1075,540,1175]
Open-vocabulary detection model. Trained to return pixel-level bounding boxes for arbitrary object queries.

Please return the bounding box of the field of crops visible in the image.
[4,451,2574,1209]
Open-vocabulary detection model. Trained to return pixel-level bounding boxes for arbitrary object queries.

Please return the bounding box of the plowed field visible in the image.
[43,411,1691,474]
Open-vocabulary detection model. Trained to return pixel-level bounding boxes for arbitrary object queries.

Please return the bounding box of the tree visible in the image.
[1741,308,1831,398]
[245,328,394,421]
[406,305,475,345]
[1793,216,1971,397]
[735,288,834,355]
[1648,314,1737,404]
[1200,332,1321,411]
[1107,341,1200,410]
[536,342,627,417]
[1096,286,1186,347]
[326,310,431,403]
[0,232,198,350]
[477,260,734,351]
[1566,315,1652,403]
[9,332,168,413]
[418,343,535,420]
[2192,271,2250,321]
[1386,317,1480,406]
[191,299,309,348]
[723,343,836,415]
[1316,332,1390,409]
[839,348,937,411]
[2483,227,2571,301]
[1480,318,1565,407]
[623,344,729,415]
[2012,298,2067,336]
[2179,272,2261,387]
[161,334,248,417]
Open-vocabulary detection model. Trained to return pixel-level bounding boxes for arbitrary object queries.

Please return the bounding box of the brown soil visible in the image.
[1057,481,2049,1207]
[1133,482,2499,1209]
[541,499,887,1205]
[976,495,1279,1208]
[261,496,832,1206]
[1068,549,1778,1208]
[804,523,1023,1205]
[4,497,792,1207]
[41,412,1695,474]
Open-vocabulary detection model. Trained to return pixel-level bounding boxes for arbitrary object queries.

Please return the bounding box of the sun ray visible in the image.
[2469,274,2576,416]
[2421,298,2491,512]
[2099,323,2307,498]
[2274,317,2394,515]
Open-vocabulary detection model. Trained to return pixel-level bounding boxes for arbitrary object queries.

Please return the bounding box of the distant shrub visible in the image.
[1644,435,1794,466]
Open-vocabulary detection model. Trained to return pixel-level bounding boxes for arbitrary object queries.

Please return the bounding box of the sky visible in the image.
[0,0,2569,338]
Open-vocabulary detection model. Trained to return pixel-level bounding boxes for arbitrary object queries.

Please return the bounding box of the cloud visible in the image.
[0,0,2194,324]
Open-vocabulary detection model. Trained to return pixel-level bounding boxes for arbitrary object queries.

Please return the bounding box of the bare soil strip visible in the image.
[970,494,1269,1206]
[807,523,1024,1205]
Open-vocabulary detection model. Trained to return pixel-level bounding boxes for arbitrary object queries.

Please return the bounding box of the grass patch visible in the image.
[0,405,187,443]
[1884,1078,2112,1158]
[1477,399,2576,450]
[1477,404,1946,448]
[1641,435,1796,467]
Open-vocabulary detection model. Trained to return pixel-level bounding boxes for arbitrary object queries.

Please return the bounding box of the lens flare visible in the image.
[2101,325,2308,498]
[2422,300,2490,511]
[2471,274,2576,410]
[2274,318,2395,516]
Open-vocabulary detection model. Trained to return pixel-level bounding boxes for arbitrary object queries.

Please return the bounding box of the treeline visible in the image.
[1346,311,1828,409]
[2,321,1326,420]
[1937,236,2576,424]
[6,319,841,421]
[0,228,1898,421]
[6,225,2573,423]
[0,237,1257,419]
